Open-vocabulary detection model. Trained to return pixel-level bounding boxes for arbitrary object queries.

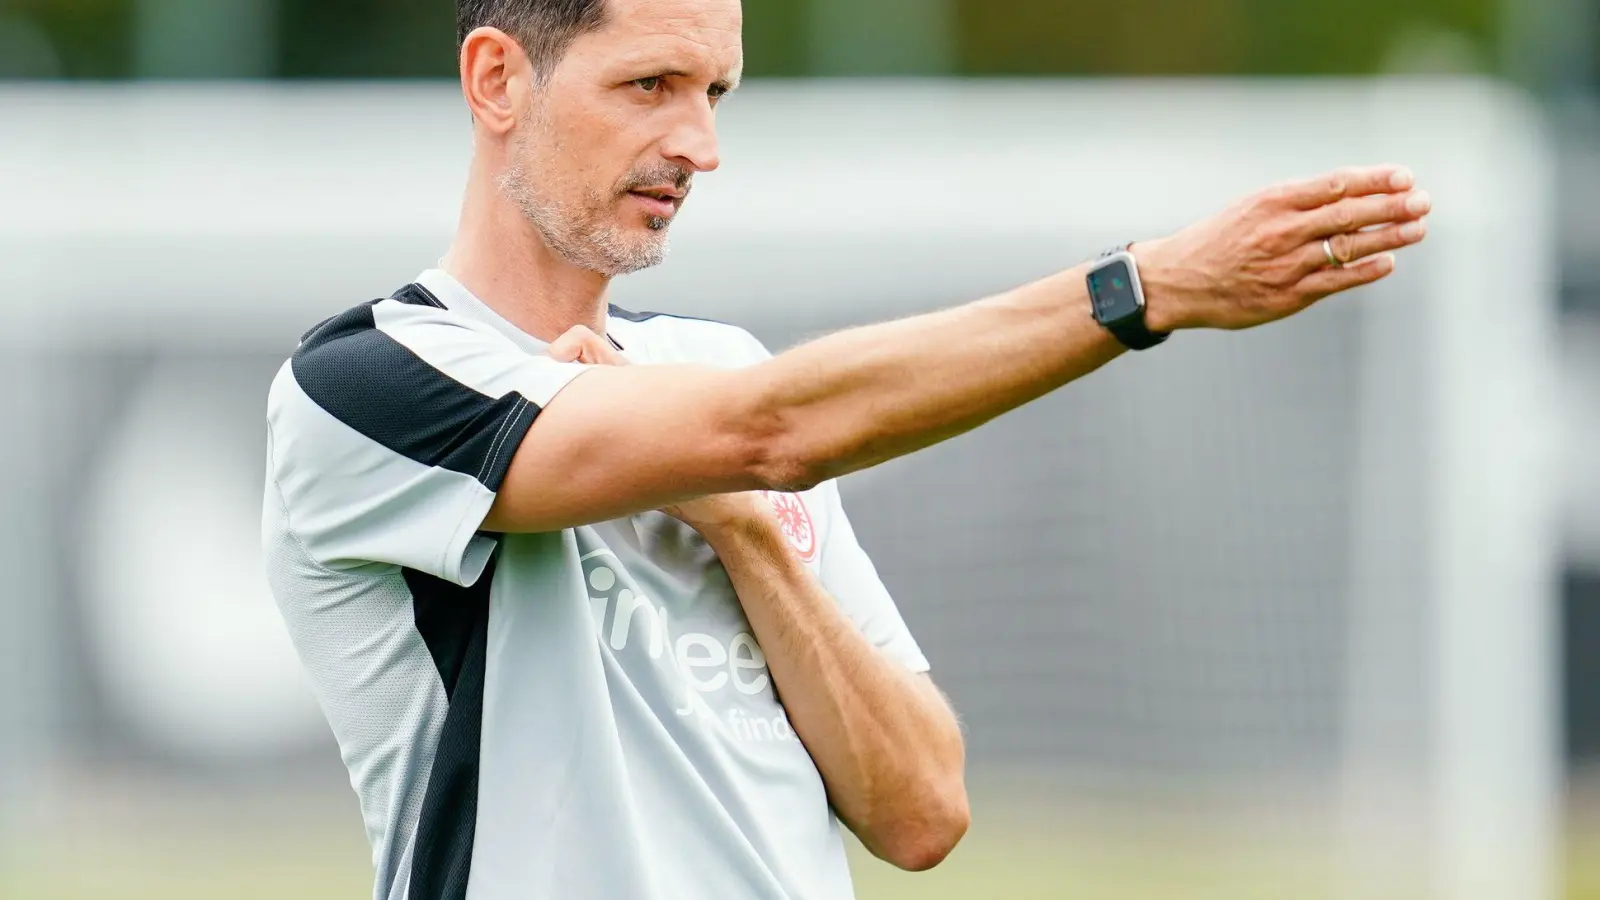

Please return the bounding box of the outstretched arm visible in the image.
[484,165,1429,534]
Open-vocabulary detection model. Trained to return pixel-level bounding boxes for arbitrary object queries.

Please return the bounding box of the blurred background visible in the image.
[1,1,1597,899]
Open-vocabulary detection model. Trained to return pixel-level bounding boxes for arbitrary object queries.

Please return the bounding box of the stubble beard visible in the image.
[498,131,674,278]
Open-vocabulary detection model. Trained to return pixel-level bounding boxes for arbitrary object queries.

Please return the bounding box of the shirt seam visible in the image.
[480,397,533,485]
[477,397,527,484]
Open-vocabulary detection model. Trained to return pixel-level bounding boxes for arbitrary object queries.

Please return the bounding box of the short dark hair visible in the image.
[457,0,610,79]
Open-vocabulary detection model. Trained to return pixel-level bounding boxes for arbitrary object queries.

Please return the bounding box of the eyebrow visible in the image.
[644,68,742,92]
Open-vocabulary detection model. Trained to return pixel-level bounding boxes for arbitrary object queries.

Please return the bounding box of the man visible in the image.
[262,0,1430,898]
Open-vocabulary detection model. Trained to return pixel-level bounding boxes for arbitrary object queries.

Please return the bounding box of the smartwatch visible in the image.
[1086,245,1169,351]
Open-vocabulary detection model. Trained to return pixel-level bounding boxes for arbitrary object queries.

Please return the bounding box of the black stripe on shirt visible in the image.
[291,301,536,491]
[406,556,495,900]
[297,283,439,344]
[394,282,448,309]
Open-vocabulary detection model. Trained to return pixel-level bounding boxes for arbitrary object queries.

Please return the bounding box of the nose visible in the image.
[661,99,721,174]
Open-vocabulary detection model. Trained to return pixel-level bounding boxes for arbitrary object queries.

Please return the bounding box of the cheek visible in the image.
[553,122,630,192]
[535,93,665,203]
[516,131,595,201]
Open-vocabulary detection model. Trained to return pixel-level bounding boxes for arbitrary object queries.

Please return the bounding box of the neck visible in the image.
[441,158,611,343]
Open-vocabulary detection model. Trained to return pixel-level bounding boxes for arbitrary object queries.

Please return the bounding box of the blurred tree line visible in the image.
[0,0,1515,80]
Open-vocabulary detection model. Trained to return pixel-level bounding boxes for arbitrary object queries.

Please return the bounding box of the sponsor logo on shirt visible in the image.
[582,549,799,744]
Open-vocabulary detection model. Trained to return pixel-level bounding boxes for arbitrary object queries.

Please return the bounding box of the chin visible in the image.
[633,240,670,270]
[625,222,671,257]
[602,237,670,275]
[573,217,671,275]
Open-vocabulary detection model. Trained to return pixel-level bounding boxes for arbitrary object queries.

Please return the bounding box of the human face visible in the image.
[499,0,743,276]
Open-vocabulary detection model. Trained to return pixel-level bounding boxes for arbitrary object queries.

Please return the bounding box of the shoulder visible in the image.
[607,304,772,366]
[294,291,503,378]
[268,291,564,496]
[272,291,544,452]
[287,282,577,408]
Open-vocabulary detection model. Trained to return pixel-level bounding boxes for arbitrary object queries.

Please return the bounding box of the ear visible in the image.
[460,26,531,135]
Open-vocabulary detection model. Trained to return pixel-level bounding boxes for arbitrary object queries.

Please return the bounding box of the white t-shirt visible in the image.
[263,268,930,900]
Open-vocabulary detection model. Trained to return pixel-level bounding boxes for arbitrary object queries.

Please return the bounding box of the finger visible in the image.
[588,335,627,366]
[548,325,612,364]
[547,328,591,363]
[548,340,581,362]
[1275,165,1416,211]
[1293,190,1430,241]
[1295,252,1396,300]
[1297,218,1427,275]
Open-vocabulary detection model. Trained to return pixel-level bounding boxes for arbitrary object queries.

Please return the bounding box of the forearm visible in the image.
[698,516,969,870]
[741,162,1430,490]
[492,165,1424,533]
[486,268,1115,533]
[746,266,1122,489]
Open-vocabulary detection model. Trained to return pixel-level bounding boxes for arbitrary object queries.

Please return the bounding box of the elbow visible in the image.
[749,443,823,494]
[871,782,971,873]
[739,396,826,494]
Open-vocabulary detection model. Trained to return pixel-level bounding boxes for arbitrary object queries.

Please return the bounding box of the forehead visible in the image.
[582,0,742,71]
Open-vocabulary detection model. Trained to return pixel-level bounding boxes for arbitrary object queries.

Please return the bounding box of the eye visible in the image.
[634,77,663,93]
[707,84,729,102]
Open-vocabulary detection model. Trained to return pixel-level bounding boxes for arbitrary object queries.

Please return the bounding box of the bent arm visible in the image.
[691,504,968,871]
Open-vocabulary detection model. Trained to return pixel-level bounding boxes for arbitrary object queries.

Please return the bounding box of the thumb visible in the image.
[548,325,608,364]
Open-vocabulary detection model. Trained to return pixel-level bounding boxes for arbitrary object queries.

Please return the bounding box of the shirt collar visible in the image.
[413,267,635,357]
[412,268,543,353]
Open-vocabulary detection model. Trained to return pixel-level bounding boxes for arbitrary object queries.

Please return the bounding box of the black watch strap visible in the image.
[1094,244,1170,351]
[1105,315,1170,351]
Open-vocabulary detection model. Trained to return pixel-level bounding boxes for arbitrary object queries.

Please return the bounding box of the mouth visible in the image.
[626,187,686,220]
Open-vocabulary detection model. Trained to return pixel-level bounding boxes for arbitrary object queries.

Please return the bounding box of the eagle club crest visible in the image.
[764,492,818,562]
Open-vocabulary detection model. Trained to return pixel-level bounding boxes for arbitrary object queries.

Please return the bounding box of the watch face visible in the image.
[1089,259,1142,323]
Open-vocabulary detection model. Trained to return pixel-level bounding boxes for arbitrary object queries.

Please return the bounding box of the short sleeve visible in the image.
[816,481,931,674]
[265,298,590,586]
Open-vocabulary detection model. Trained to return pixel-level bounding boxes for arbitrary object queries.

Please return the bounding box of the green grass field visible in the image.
[6,798,1600,900]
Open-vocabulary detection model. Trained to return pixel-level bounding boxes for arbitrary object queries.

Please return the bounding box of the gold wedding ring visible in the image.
[1322,238,1344,269]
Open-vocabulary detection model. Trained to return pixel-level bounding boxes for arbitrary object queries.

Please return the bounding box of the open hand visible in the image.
[1136,164,1430,332]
